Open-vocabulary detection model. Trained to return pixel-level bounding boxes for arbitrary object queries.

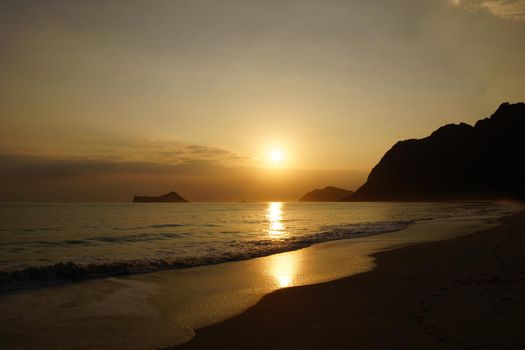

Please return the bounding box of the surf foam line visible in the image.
[0,220,412,292]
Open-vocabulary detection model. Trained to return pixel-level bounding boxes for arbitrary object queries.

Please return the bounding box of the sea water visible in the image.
[0,201,522,287]
[1,201,524,349]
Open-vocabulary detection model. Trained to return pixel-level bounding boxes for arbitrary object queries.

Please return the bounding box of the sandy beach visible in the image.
[177,212,525,350]
[2,207,514,350]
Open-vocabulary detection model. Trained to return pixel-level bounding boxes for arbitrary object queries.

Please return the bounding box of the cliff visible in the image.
[347,102,525,201]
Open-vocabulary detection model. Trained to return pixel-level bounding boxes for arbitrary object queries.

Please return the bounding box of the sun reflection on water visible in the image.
[265,202,300,288]
[266,202,286,237]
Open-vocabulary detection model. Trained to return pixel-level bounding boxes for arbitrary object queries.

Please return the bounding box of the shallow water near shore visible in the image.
[0,201,520,289]
[1,201,523,349]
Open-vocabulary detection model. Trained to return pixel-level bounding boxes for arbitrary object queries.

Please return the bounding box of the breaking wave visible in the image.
[0,220,411,291]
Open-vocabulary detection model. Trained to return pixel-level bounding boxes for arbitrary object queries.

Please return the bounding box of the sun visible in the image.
[269,150,283,163]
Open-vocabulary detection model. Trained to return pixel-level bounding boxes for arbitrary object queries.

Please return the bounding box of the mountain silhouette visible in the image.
[132,191,189,203]
[300,186,354,202]
[347,102,525,201]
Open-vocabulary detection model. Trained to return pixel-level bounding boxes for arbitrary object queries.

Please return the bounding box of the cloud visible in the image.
[452,0,525,20]
[0,140,367,202]
[0,144,368,202]
[1,139,253,176]
[0,154,220,180]
[0,152,367,202]
[0,140,253,182]
[0,149,251,202]
[83,139,251,166]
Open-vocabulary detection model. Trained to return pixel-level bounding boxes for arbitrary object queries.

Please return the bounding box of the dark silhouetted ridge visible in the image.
[299,186,354,202]
[346,102,525,201]
[132,191,188,203]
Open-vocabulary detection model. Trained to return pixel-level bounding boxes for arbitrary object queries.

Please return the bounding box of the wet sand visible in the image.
[177,212,525,349]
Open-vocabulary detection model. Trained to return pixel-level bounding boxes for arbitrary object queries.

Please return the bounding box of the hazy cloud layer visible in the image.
[0,142,366,202]
[453,0,525,19]
[3,139,251,168]
[0,154,223,179]
[113,139,252,166]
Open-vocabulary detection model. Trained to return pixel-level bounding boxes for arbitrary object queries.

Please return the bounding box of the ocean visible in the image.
[0,201,522,288]
[1,201,525,349]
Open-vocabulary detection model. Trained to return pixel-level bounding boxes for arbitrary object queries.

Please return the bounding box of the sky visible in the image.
[1,0,524,201]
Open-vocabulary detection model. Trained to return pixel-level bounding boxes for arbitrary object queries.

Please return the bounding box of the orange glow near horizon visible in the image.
[2,1,524,202]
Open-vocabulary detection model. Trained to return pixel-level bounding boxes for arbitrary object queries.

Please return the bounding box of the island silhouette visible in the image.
[132,191,189,203]
[299,186,354,202]
[133,103,524,203]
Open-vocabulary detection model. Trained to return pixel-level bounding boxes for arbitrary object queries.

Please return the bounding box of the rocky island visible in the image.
[299,186,354,202]
[132,191,189,203]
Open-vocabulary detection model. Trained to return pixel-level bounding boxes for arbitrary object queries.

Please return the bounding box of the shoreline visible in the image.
[0,211,520,349]
[176,212,525,349]
[0,219,412,294]
[0,206,486,294]
[2,201,519,295]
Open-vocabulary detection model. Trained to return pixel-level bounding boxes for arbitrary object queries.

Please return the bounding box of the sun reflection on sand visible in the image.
[266,202,286,237]
[267,253,300,288]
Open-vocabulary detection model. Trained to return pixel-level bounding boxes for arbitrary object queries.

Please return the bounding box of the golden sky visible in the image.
[1,0,524,201]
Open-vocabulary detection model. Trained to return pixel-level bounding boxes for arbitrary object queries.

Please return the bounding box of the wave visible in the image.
[0,220,411,292]
[91,232,188,243]
[149,224,185,228]
[0,232,191,248]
